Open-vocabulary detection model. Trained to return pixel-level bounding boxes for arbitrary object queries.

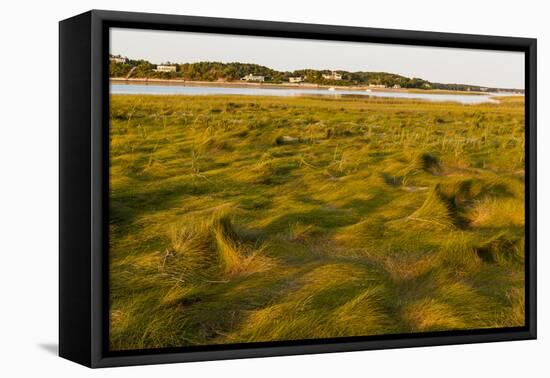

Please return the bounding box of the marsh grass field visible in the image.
[109,93,525,351]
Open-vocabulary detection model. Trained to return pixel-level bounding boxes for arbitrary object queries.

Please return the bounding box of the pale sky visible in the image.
[110,28,525,89]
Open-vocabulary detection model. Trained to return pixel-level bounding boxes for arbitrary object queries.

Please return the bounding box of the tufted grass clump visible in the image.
[403,185,455,230]
[165,209,274,280]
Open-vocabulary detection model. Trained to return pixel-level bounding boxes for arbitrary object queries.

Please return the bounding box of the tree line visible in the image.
[109,57,521,92]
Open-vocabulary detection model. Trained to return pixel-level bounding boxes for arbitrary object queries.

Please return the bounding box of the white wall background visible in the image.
[0,0,546,376]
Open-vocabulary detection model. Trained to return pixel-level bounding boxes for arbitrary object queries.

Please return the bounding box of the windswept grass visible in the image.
[166,208,274,278]
[402,185,455,230]
[109,94,525,350]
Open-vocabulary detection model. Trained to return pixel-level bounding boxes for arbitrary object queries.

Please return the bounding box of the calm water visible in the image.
[110,83,511,104]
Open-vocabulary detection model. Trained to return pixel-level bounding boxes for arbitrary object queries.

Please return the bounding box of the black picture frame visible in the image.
[59,9,537,368]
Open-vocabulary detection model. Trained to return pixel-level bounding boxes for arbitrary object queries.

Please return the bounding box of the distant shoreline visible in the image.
[109,77,496,96]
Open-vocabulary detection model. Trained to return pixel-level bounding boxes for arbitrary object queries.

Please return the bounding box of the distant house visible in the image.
[393,84,401,89]
[322,71,343,81]
[241,74,265,82]
[423,83,431,89]
[109,55,127,64]
[479,87,489,92]
[368,83,386,88]
[288,76,304,83]
[154,65,177,73]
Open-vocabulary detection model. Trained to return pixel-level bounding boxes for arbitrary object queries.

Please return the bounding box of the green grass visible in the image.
[109,94,525,350]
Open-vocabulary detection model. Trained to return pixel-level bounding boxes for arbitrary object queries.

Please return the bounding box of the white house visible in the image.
[322,71,343,81]
[241,74,265,82]
[368,83,387,88]
[289,76,304,83]
[109,55,127,64]
[393,84,401,89]
[154,65,177,73]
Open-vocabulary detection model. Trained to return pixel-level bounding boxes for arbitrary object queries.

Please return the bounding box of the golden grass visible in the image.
[166,209,275,278]
[470,197,525,227]
[108,94,526,350]
[402,185,455,230]
[332,286,398,335]
[403,299,465,331]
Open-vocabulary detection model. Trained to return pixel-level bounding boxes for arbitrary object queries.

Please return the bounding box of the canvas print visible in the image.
[108,28,526,351]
